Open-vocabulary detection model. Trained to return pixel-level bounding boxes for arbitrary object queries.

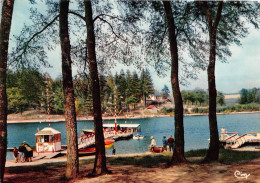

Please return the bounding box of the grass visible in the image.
[108,149,260,167]
[184,149,208,157]
[219,149,260,164]
[108,154,171,167]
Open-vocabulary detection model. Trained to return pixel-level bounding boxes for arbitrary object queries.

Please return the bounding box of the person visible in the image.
[24,143,33,162]
[221,127,227,140]
[162,136,167,151]
[13,147,19,163]
[150,136,156,152]
[18,144,26,162]
[167,135,175,152]
[112,147,116,155]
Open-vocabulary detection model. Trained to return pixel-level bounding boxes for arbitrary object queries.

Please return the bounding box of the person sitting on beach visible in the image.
[150,136,156,152]
[162,136,167,151]
[167,135,175,152]
[13,147,19,163]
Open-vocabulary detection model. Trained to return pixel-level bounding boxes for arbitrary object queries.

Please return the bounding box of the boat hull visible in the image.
[79,140,114,155]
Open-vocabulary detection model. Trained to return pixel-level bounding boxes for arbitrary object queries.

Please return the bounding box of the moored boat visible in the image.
[78,139,115,155]
[133,132,144,139]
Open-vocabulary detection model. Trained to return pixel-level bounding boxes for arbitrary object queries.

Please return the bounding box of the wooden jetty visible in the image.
[220,129,260,150]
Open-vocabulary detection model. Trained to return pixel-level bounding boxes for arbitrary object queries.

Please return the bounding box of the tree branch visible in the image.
[96,17,127,43]
[213,1,223,31]
[93,13,125,23]
[14,15,59,62]
[68,11,86,22]
[203,2,213,34]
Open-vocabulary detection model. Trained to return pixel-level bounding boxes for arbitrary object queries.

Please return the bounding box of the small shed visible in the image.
[35,127,61,152]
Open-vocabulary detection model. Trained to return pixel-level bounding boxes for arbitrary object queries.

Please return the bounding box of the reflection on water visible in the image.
[6,113,259,160]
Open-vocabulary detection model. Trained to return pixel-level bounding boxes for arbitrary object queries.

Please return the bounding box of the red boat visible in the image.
[79,139,114,155]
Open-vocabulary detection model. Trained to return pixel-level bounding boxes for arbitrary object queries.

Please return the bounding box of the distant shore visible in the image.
[6,111,260,124]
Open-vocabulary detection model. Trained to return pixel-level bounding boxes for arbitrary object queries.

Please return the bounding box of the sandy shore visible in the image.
[6,111,260,124]
[5,153,260,183]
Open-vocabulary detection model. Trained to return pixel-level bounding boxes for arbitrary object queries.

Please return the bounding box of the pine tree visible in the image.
[140,69,154,107]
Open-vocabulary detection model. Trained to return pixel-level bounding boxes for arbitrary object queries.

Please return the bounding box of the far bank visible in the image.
[7,110,260,124]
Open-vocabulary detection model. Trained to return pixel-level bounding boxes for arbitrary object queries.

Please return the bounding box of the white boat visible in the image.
[133,135,144,139]
[133,132,144,139]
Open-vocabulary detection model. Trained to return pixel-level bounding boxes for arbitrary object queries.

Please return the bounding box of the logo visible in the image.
[234,170,250,179]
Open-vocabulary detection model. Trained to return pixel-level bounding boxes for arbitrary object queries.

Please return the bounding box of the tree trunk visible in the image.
[84,1,110,175]
[163,1,186,164]
[59,0,79,178]
[203,1,223,162]
[0,1,14,182]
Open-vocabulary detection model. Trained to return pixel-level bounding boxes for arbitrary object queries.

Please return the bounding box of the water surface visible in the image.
[7,113,259,160]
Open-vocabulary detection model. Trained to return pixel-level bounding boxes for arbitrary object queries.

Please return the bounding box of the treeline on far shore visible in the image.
[159,103,260,115]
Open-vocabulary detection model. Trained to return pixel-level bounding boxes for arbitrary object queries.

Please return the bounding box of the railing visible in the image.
[77,129,118,149]
[231,133,260,148]
[225,133,239,142]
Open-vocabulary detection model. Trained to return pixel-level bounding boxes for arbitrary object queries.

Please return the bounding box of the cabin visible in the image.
[35,127,62,152]
[103,124,141,133]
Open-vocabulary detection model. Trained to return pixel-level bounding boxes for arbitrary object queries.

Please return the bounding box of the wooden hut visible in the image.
[35,127,61,152]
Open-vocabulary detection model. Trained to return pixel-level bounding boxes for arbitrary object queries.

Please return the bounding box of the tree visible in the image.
[128,71,141,110]
[0,0,15,182]
[59,0,79,178]
[201,1,223,162]
[161,84,170,99]
[162,1,186,163]
[140,69,154,107]
[6,69,45,113]
[84,0,110,175]
[217,92,225,106]
[190,1,260,162]
[52,78,64,114]
[7,87,27,114]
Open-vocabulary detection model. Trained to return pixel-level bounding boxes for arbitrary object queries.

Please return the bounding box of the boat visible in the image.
[81,129,94,135]
[133,132,144,139]
[78,139,115,155]
[148,146,165,153]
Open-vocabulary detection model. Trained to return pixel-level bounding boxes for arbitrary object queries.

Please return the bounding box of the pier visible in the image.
[220,131,260,150]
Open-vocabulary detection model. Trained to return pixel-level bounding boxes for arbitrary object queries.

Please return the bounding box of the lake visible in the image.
[6,113,259,160]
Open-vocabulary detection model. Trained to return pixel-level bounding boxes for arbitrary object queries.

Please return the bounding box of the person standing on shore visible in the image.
[150,136,156,152]
[18,145,26,162]
[13,147,19,163]
[162,136,167,151]
[167,135,175,152]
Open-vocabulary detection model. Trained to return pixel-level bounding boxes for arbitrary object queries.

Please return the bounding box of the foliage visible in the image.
[182,89,225,106]
[161,84,170,99]
[160,107,174,114]
[191,107,209,114]
[216,103,260,113]
[239,88,260,104]
[7,87,27,114]
[6,69,45,113]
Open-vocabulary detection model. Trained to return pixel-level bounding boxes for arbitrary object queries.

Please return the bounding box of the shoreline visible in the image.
[7,111,260,124]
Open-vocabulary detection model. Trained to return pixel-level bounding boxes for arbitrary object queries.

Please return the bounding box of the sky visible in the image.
[7,0,260,94]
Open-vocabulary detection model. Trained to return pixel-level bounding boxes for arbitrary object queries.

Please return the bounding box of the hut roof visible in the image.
[35,127,61,136]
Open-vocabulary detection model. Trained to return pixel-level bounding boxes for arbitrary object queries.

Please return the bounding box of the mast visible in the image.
[113,86,120,133]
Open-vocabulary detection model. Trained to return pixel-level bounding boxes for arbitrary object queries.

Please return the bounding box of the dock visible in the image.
[220,132,260,150]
